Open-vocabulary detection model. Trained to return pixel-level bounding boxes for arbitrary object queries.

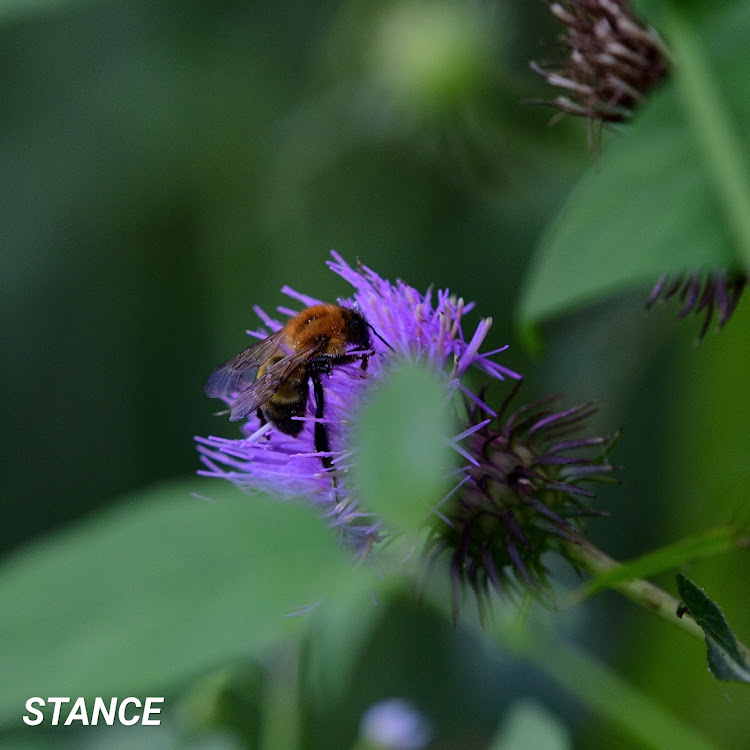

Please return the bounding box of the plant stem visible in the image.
[259,643,301,750]
[563,531,750,667]
[562,533,706,641]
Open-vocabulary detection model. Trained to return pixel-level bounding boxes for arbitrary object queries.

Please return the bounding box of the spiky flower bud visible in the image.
[426,381,619,616]
[531,0,669,124]
[646,269,747,341]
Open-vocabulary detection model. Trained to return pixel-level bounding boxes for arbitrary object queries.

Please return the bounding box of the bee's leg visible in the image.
[309,353,368,372]
[307,355,333,376]
[311,374,333,472]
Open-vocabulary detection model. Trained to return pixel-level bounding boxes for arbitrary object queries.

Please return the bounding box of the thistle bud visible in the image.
[646,269,747,341]
[531,0,669,125]
[425,381,619,617]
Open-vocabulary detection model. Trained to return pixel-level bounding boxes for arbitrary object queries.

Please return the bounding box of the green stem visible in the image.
[562,534,704,640]
[259,643,301,750]
[562,533,750,664]
[661,4,750,271]
[569,525,750,601]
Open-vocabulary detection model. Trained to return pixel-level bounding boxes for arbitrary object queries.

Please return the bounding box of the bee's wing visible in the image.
[204,330,286,399]
[228,340,323,421]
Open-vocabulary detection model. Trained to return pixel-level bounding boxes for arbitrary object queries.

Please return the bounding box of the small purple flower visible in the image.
[646,269,747,341]
[196,252,519,555]
[360,698,432,750]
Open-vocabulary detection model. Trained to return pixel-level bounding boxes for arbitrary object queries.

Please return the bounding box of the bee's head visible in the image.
[347,308,372,350]
[347,306,394,353]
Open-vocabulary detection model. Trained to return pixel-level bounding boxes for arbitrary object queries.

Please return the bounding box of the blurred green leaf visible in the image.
[675,574,750,683]
[0,739,59,750]
[489,700,571,750]
[633,0,743,23]
[517,3,750,335]
[82,725,178,750]
[302,590,385,710]
[0,479,371,726]
[504,622,721,750]
[0,0,95,21]
[352,363,453,533]
[80,724,244,750]
[176,661,264,748]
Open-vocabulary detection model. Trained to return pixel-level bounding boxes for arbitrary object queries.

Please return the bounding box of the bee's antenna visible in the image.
[368,323,395,352]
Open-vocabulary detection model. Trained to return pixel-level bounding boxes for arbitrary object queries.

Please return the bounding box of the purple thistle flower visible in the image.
[530,0,669,133]
[646,269,747,341]
[196,252,520,555]
[425,380,619,618]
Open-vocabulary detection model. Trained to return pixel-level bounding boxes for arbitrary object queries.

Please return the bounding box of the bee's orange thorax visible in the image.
[284,304,350,355]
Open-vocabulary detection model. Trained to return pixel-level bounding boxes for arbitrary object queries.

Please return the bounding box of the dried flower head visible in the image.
[530,0,669,127]
[196,252,519,557]
[646,269,747,341]
[425,380,619,616]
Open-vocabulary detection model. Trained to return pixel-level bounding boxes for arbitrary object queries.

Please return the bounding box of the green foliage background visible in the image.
[1,1,748,748]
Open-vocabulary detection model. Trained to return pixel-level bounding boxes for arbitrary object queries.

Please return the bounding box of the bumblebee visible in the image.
[205,304,377,469]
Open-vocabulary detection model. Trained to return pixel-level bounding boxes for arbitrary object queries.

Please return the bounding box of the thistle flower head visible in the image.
[531,0,669,127]
[197,255,620,612]
[196,252,519,555]
[426,381,619,615]
[646,269,747,341]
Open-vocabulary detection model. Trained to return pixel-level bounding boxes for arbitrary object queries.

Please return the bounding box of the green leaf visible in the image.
[517,3,750,334]
[518,85,735,332]
[352,362,453,533]
[489,700,571,750]
[0,478,371,726]
[659,2,750,270]
[675,573,750,683]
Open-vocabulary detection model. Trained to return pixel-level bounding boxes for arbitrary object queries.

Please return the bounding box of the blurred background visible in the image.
[2,1,749,748]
